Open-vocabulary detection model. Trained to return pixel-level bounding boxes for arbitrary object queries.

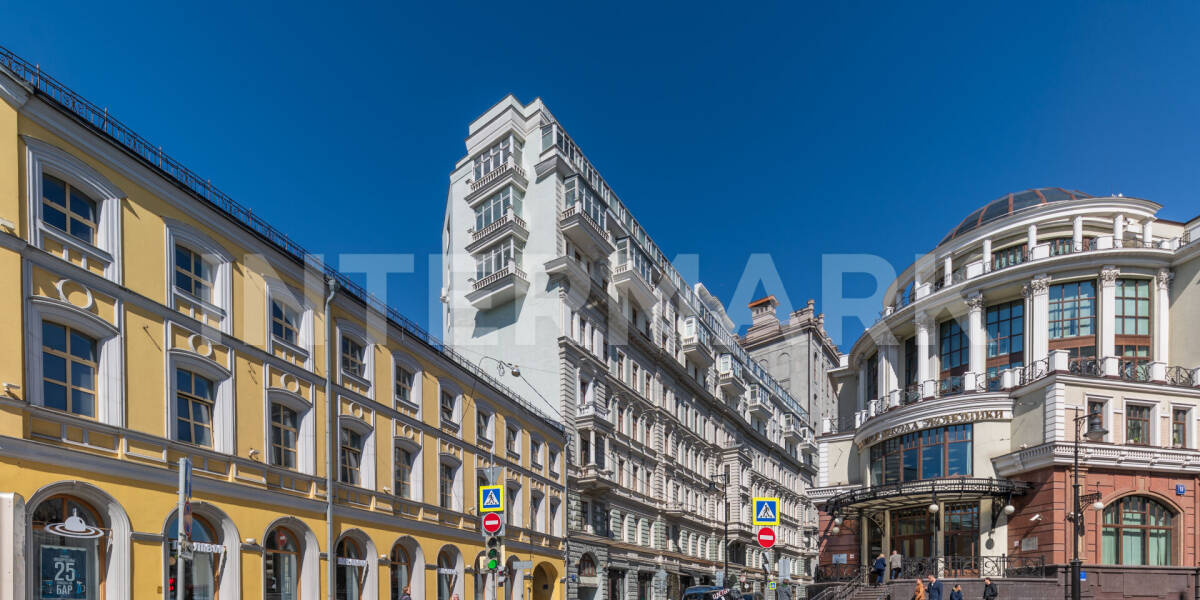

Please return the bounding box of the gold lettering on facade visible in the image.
[856,410,1006,448]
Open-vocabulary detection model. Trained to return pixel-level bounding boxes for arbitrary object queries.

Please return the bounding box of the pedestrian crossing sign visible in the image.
[752,497,779,526]
[479,485,505,512]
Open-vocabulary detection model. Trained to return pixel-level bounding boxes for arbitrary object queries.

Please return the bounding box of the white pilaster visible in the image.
[1099,267,1118,364]
[1156,269,1171,363]
[982,239,992,272]
[1144,217,1156,245]
[1026,276,1050,363]
[857,363,868,410]
[1114,214,1125,248]
[1073,216,1084,251]
[967,293,986,375]
[944,255,953,287]
[916,312,931,396]
[1027,223,1038,253]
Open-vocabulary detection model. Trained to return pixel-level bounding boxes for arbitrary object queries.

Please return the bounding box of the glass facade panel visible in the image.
[870,424,973,483]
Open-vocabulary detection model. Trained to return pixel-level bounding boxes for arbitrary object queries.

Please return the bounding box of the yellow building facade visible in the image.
[0,49,566,600]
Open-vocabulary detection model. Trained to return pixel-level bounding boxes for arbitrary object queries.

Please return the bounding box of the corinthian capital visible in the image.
[1100,266,1120,286]
[965,293,985,311]
[1157,268,1173,290]
[1023,277,1050,298]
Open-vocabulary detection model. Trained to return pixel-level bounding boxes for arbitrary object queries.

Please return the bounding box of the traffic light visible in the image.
[485,534,504,571]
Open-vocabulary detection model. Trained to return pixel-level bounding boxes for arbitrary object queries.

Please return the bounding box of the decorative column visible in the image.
[1027,224,1038,254]
[943,256,953,287]
[1155,269,1171,364]
[1099,267,1119,374]
[1114,214,1125,248]
[1073,216,1084,251]
[966,294,986,386]
[1024,277,1051,364]
[1143,217,1156,245]
[982,239,992,272]
[589,429,597,466]
[916,312,932,398]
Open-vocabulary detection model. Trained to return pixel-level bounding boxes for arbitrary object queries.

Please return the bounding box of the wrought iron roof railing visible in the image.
[0,46,563,433]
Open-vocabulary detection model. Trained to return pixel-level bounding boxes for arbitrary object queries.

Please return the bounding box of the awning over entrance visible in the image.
[826,478,1031,517]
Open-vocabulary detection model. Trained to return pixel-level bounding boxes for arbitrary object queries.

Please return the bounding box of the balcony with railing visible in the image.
[782,415,804,443]
[466,158,528,203]
[465,209,528,253]
[559,203,614,259]
[466,263,529,309]
[717,354,747,396]
[576,464,617,491]
[612,260,657,310]
[747,385,772,420]
[681,317,714,367]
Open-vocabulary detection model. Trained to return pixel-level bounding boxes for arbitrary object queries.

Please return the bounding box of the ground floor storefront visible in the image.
[0,455,564,600]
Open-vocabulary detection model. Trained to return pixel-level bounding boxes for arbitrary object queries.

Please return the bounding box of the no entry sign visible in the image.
[483,512,503,533]
[757,527,776,548]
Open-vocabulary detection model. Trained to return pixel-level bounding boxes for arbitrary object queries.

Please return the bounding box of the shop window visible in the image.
[31,495,106,600]
[165,513,220,600]
[1102,496,1175,566]
[336,537,366,600]
[264,527,300,600]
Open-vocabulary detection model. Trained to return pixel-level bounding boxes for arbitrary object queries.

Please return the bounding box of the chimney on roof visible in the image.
[749,296,779,328]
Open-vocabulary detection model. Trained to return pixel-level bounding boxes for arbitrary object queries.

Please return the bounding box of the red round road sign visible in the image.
[757,527,775,548]
[483,512,503,533]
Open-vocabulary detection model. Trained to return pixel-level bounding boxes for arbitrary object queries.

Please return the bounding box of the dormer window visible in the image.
[42,174,97,244]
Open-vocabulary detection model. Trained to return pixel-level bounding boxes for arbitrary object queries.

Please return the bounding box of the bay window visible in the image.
[1048,280,1096,360]
[565,176,607,227]
[474,239,522,281]
[870,424,972,483]
[472,135,520,181]
[474,186,522,231]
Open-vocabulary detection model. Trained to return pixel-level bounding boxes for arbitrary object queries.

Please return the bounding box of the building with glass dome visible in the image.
[809,188,1200,598]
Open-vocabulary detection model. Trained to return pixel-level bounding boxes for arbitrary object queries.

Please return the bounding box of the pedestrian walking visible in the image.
[949,584,963,600]
[911,580,927,600]
[889,549,903,580]
[872,554,887,586]
[981,577,998,600]
[925,575,943,600]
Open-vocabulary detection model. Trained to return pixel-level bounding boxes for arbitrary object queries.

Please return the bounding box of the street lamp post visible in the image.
[1070,408,1107,600]
[712,472,730,586]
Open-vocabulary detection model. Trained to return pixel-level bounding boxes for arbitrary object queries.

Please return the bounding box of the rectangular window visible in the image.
[531,439,543,466]
[473,186,522,231]
[176,369,214,447]
[564,176,608,228]
[271,300,299,345]
[1173,409,1188,448]
[472,136,518,181]
[1089,400,1106,433]
[1049,280,1096,345]
[507,426,520,456]
[992,244,1026,270]
[394,366,414,406]
[440,391,457,425]
[270,403,298,469]
[939,320,967,374]
[474,238,523,280]
[439,463,455,508]
[42,173,96,243]
[1127,405,1151,445]
[174,245,213,303]
[1114,279,1151,336]
[477,411,492,442]
[865,353,879,400]
[872,424,973,483]
[395,447,413,498]
[41,321,97,418]
[340,336,365,377]
[340,428,362,484]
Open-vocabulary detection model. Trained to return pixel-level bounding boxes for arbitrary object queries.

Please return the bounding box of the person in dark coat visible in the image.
[949,584,963,600]
[925,575,943,600]
[872,554,887,585]
[981,576,998,599]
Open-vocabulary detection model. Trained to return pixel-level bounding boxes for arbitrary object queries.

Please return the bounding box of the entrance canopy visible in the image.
[826,478,1031,518]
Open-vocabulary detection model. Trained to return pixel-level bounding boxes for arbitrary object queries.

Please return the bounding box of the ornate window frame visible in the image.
[336,320,374,392]
[264,277,314,369]
[266,388,316,475]
[167,344,235,453]
[338,415,376,490]
[23,136,124,282]
[25,293,123,426]
[164,219,233,334]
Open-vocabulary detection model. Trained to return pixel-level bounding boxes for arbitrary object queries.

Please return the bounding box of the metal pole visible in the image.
[1071,415,1082,600]
[324,278,338,600]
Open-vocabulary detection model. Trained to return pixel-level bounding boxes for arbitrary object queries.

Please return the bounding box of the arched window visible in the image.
[578,554,597,577]
[1102,496,1175,566]
[336,537,366,600]
[390,544,411,600]
[265,526,299,600]
[164,513,220,599]
[32,495,106,600]
[437,549,458,600]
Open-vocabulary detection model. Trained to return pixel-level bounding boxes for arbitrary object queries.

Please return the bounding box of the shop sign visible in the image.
[338,557,370,568]
[40,545,88,600]
[857,409,1006,448]
[437,567,457,575]
[831,554,847,564]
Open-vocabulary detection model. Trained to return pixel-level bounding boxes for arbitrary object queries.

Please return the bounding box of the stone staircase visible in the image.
[845,587,889,600]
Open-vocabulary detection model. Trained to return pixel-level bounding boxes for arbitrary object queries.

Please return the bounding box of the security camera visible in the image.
[1030,514,1043,522]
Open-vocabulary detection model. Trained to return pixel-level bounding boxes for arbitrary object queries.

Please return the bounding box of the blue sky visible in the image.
[3,1,1199,348]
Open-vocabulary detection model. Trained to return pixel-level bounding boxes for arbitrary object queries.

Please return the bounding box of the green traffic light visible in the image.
[488,558,499,570]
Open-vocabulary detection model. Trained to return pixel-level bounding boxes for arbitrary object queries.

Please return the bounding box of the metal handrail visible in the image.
[0,46,563,433]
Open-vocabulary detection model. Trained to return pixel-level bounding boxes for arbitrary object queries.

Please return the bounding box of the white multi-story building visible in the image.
[442,96,820,600]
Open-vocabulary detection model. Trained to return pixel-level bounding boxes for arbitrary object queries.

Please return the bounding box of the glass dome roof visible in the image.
[939,188,1093,245]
